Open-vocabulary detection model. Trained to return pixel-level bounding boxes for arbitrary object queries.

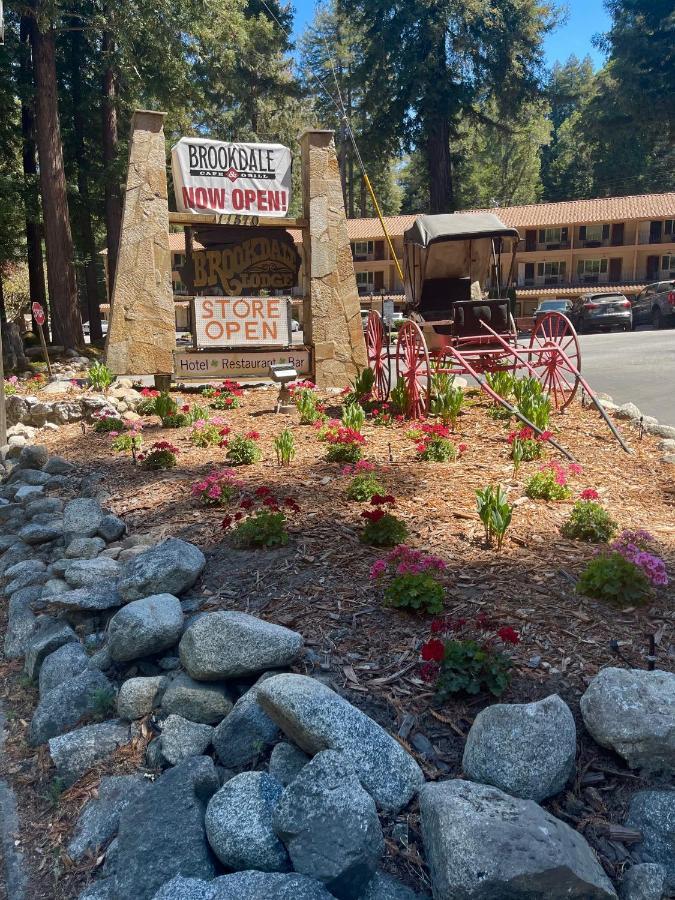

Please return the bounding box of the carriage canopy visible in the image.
[403,213,520,307]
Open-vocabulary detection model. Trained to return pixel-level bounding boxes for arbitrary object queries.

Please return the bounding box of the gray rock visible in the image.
[63,498,104,539]
[14,484,44,501]
[462,694,576,802]
[359,872,430,900]
[42,577,69,595]
[580,667,675,775]
[117,676,166,720]
[114,756,220,900]
[269,742,310,786]
[39,641,90,696]
[212,679,280,768]
[49,720,131,785]
[620,864,667,900]
[107,594,184,662]
[151,872,334,900]
[146,738,167,770]
[24,620,78,679]
[4,590,40,657]
[4,559,47,582]
[663,453,675,465]
[41,580,122,613]
[615,402,641,421]
[78,878,115,899]
[160,714,214,765]
[179,611,303,681]
[18,444,49,469]
[65,537,107,559]
[273,750,384,899]
[9,468,52,487]
[29,668,114,745]
[419,779,617,899]
[257,674,424,813]
[0,541,33,574]
[25,497,63,518]
[658,439,675,453]
[44,455,75,475]
[67,775,148,862]
[64,556,121,588]
[161,673,233,725]
[118,538,206,601]
[98,514,126,542]
[206,771,289,872]
[626,791,675,882]
[645,422,675,440]
[18,520,63,544]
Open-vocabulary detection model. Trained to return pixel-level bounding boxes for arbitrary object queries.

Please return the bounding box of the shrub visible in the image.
[137,388,160,415]
[525,462,578,501]
[325,427,365,463]
[161,413,191,429]
[507,426,550,467]
[138,441,179,470]
[274,429,295,467]
[225,433,262,466]
[154,392,177,420]
[111,422,143,458]
[562,501,618,543]
[476,484,512,550]
[191,469,243,506]
[415,424,457,462]
[294,387,322,424]
[341,402,366,432]
[430,372,463,427]
[419,614,519,699]
[611,530,668,586]
[389,377,409,416]
[360,495,407,546]
[342,367,375,406]
[370,402,394,426]
[485,370,515,402]
[576,553,651,607]
[88,361,113,391]
[371,545,447,614]
[223,487,300,548]
[346,472,385,501]
[93,414,126,434]
[209,380,244,410]
[190,418,229,448]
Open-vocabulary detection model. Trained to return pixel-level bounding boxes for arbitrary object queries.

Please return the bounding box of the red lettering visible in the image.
[195,187,208,209]
[244,189,256,209]
[268,191,281,212]
[181,186,195,208]
[206,187,227,210]
[232,188,245,210]
[245,322,258,341]
[205,320,225,341]
[225,322,241,340]
[202,299,214,319]
[281,191,287,211]
[262,321,278,340]
[256,190,268,212]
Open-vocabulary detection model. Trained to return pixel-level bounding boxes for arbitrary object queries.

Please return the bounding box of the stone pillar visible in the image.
[300,129,367,388]
[105,110,175,376]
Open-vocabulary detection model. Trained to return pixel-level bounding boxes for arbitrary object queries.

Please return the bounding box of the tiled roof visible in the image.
[515,283,646,298]
[343,193,675,238]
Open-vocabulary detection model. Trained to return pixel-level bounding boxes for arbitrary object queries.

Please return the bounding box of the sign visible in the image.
[32,302,45,326]
[175,349,310,379]
[383,300,395,323]
[183,231,300,295]
[193,297,290,348]
[172,138,292,217]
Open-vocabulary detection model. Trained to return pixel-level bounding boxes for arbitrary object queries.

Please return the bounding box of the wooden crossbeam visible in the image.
[168,212,307,229]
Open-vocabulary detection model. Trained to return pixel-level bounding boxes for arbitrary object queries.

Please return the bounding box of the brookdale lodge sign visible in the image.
[172,138,292,216]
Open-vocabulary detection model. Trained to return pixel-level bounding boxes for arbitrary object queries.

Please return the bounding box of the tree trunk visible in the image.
[0,269,7,330]
[30,16,82,349]
[19,16,48,336]
[102,25,122,300]
[425,118,454,213]
[70,26,103,341]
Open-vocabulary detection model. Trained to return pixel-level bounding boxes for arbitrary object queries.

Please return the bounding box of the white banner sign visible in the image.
[175,349,310,379]
[172,138,292,217]
[193,296,289,348]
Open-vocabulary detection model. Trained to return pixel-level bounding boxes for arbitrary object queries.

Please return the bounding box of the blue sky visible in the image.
[290,0,612,70]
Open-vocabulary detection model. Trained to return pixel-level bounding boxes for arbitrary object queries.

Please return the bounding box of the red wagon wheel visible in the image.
[365,311,391,401]
[529,312,581,411]
[396,320,431,418]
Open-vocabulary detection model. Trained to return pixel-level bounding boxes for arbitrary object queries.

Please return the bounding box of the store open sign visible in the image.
[193,297,290,348]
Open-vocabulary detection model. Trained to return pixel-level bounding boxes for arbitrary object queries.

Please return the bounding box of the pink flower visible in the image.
[458,443,468,453]
[569,463,583,476]
[580,488,600,501]
[369,560,387,579]
[109,431,119,438]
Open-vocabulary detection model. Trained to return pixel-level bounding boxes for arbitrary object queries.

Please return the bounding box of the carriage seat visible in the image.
[419,277,472,318]
[452,299,510,337]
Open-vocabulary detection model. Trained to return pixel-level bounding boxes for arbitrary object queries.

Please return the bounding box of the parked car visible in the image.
[532,299,578,330]
[631,280,675,329]
[576,292,632,333]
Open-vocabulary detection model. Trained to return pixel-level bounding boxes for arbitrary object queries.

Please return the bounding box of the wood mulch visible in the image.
[1,384,673,898]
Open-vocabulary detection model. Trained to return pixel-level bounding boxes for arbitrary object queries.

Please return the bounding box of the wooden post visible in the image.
[0,318,7,448]
[37,322,52,376]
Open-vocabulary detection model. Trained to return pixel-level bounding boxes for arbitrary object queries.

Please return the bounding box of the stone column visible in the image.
[105,110,175,376]
[300,129,367,388]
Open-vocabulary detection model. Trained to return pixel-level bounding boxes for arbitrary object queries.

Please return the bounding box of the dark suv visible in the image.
[576,292,632,333]
[631,281,675,329]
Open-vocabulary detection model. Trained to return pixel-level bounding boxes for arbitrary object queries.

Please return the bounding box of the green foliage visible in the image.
[154,392,177,420]
[390,378,409,416]
[232,510,288,549]
[346,472,384,501]
[187,404,209,423]
[274,429,296,467]
[226,436,262,466]
[88,362,113,392]
[518,392,551,431]
[295,389,322,425]
[94,416,126,434]
[430,373,463,427]
[190,423,223,448]
[384,572,445,614]
[136,397,158,416]
[525,470,571,501]
[325,441,363,464]
[562,501,618,543]
[161,413,191,429]
[417,436,457,462]
[343,368,376,407]
[360,512,408,547]
[341,402,366,432]
[47,777,66,807]
[576,552,651,607]
[435,641,512,700]
[112,433,143,456]
[476,484,513,550]
[90,686,116,721]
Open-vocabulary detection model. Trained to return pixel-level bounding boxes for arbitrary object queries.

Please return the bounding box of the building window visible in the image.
[662,255,675,275]
[665,220,674,235]
[353,241,374,259]
[577,259,608,276]
[543,228,561,243]
[172,253,188,295]
[584,225,604,242]
[356,271,374,293]
[537,261,566,277]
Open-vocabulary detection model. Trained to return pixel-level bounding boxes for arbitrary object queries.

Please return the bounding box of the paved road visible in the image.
[577,327,675,424]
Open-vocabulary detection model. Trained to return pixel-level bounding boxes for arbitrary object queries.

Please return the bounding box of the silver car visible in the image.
[631,281,675,329]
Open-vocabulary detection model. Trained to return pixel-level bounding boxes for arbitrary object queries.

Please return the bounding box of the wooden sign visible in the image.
[175,348,310,379]
[193,296,290,348]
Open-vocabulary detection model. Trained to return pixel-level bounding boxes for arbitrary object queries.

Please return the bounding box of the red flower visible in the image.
[181,404,190,413]
[256,486,271,497]
[421,638,445,662]
[263,496,279,508]
[371,494,395,506]
[219,427,231,436]
[580,488,600,501]
[497,626,520,645]
[240,498,254,509]
[419,662,439,683]
[475,612,492,629]
[361,508,385,523]
[221,515,233,529]
[246,430,261,440]
[234,511,243,521]
[430,618,446,633]
[538,430,553,442]
[458,443,468,453]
